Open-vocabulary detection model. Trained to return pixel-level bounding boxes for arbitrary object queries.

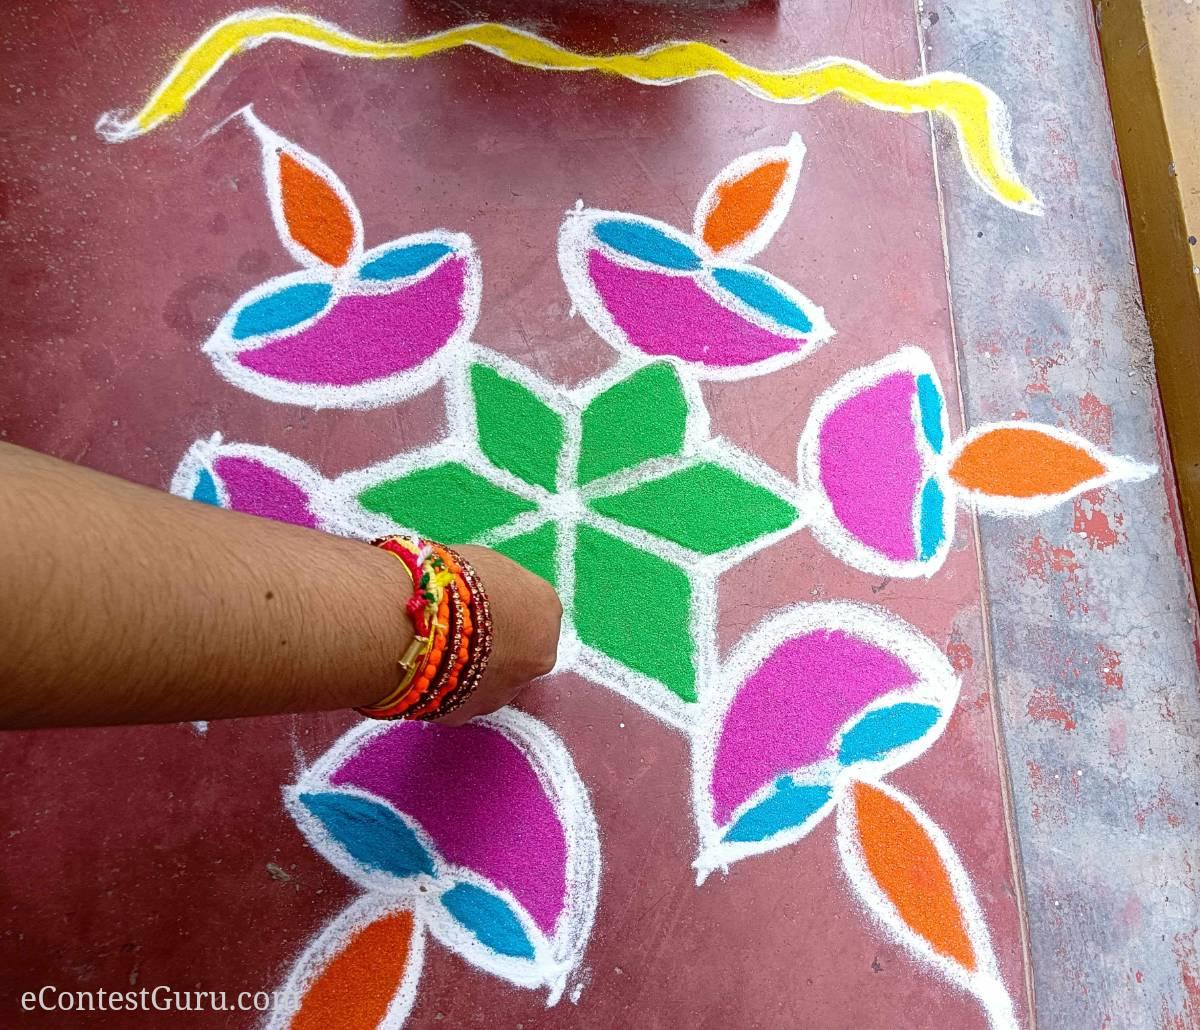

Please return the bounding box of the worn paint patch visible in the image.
[1073,492,1126,551]
[1025,760,1081,828]
[1132,784,1183,832]
[1026,685,1077,731]
[1096,645,1124,691]
[1167,931,1200,1030]
[1016,532,1081,583]
[1070,392,1114,447]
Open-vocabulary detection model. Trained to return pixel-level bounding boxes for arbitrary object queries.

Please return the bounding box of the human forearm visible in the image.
[0,442,413,728]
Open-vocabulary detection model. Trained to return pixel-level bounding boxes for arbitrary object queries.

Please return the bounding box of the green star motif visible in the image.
[339,351,801,719]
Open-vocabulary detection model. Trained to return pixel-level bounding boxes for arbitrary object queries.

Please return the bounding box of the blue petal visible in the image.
[359,242,454,282]
[593,219,701,271]
[918,477,946,561]
[711,266,813,334]
[232,282,332,340]
[916,373,945,453]
[838,703,941,764]
[298,791,435,878]
[441,882,535,959]
[722,779,833,843]
[192,467,221,506]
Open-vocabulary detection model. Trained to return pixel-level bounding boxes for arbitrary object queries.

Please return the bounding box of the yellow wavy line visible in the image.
[95,8,1039,213]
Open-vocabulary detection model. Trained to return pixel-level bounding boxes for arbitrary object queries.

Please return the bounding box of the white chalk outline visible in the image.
[835,777,1017,1030]
[558,143,836,383]
[169,432,332,529]
[798,347,958,578]
[689,601,959,881]
[240,106,364,270]
[692,133,807,263]
[286,708,600,1006]
[266,894,426,1030]
[944,420,1158,516]
[201,111,482,410]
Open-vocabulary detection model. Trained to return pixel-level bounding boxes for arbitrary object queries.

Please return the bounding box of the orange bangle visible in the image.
[358,535,451,719]
[357,539,492,722]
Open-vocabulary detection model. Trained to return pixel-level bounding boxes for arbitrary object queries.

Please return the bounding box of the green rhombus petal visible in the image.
[574,524,696,702]
[471,364,563,491]
[358,463,536,541]
[495,522,558,586]
[589,462,797,554]
[578,362,687,484]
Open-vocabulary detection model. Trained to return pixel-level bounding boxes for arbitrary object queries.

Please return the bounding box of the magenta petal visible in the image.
[587,249,802,366]
[234,257,467,386]
[818,371,923,561]
[711,630,917,824]
[212,455,317,528]
[330,722,567,936]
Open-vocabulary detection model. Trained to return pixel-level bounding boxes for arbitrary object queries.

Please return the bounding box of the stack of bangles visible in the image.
[357,535,494,722]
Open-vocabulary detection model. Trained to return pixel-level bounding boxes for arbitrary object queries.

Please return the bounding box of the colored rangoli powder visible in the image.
[702,160,789,253]
[212,455,317,527]
[330,722,568,935]
[852,781,977,971]
[711,630,917,823]
[279,151,356,267]
[586,249,802,366]
[950,426,1105,497]
[291,908,415,1030]
[235,258,467,385]
[817,371,924,561]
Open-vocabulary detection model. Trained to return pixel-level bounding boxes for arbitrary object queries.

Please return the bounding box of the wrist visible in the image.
[357,537,492,722]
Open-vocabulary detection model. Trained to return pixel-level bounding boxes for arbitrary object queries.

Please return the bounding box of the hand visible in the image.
[434,545,562,726]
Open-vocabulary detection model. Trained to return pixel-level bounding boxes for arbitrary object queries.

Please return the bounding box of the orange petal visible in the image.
[278,150,357,267]
[703,161,788,254]
[949,424,1106,498]
[694,135,805,259]
[852,781,977,972]
[292,907,417,1029]
[239,108,361,269]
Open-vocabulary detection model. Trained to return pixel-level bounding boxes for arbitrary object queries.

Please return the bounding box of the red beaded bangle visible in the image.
[357,535,450,719]
[357,538,492,722]
[432,547,494,719]
[405,545,476,720]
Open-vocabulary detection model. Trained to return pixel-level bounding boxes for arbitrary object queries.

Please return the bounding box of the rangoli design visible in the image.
[203,109,479,409]
[798,347,1155,577]
[691,602,1015,1028]
[141,95,1155,1028]
[269,711,599,1026]
[558,134,834,377]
